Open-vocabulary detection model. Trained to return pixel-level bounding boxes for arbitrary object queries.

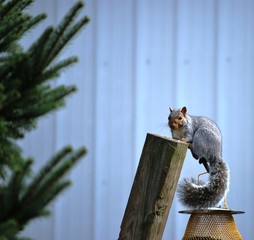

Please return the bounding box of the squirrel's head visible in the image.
[168,106,187,130]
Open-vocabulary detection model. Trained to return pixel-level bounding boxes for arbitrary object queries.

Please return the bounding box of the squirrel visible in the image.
[168,106,229,209]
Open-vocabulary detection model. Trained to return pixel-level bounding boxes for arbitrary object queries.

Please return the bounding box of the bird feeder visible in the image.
[179,208,244,239]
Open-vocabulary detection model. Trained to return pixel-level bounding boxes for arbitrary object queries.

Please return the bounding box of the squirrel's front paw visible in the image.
[180,137,190,143]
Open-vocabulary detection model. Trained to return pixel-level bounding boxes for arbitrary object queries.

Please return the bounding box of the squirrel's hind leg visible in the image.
[189,144,199,159]
[199,157,210,173]
[189,144,210,172]
[189,143,210,173]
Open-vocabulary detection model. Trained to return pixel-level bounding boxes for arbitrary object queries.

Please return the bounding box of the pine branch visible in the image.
[21,147,87,208]
[39,1,84,69]
[44,15,89,69]
[16,85,77,118]
[0,138,23,174]
[40,56,78,81]
[0,146,86,230]
[0,53,26,93]
[38,2,89,71]
[17,147,86,227]
[7,159,33,208]
[0,1,89,237]
[0,84,76,139]
[0,15,31,51]
[27,26,54,69]
[21,146,73,203]
[0,0,32,21]
[0,219,19,240]
[0,2,89,138]
[0,0,46,53]
[0,159,33,221]
[17,181,71,225]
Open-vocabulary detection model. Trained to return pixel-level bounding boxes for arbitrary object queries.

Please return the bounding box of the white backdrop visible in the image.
[20,0,254,239]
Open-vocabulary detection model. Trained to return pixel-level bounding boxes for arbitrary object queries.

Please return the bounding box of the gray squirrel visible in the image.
[168,106,229,209]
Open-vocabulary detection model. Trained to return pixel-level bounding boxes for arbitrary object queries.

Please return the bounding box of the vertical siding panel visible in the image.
[135,0,177,164]
[52,0,96,239]
[172,1,218,239]
[175,0,217,116]
[242,2,254,236]
[94,0,136,239]
[217,0,254,238]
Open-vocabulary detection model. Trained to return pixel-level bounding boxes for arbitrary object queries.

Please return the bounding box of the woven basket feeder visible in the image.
[179,209,244,240]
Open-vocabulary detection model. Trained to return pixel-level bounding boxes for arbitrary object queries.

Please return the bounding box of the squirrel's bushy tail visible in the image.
[177,159,229,209]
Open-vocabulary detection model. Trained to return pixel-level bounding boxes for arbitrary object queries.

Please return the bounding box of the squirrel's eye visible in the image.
[178,116,182,120]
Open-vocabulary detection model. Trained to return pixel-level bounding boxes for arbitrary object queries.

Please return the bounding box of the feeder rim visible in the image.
[179,208,245,215]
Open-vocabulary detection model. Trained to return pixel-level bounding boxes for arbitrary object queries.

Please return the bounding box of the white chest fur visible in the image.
[172,128,185,140]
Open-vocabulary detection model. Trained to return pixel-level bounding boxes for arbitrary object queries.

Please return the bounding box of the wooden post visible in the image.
[119,133,188,240]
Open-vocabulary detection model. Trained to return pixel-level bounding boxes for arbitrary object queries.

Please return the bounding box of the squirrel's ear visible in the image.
[181,106,187,116]
[169,107,173,112]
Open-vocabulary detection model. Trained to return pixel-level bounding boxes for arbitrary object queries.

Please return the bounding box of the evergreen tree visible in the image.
[0,1,89,239]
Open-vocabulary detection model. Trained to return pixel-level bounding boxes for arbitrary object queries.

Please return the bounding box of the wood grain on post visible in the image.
[119,133,188,240]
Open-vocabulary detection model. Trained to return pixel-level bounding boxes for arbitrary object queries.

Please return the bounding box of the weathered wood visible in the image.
[119,133,188,240]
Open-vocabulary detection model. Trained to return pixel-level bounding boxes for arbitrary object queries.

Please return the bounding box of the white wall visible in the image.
[20,0,254,239]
